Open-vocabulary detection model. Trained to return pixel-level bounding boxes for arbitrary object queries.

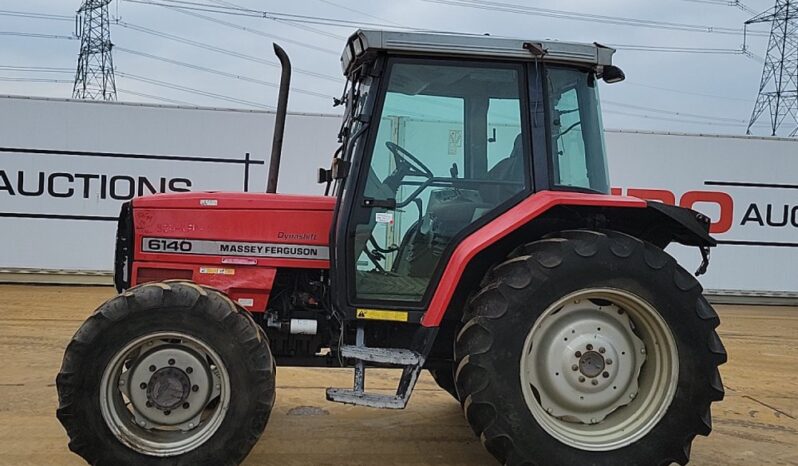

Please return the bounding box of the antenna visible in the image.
[746,0,798,137]
[72,0,117,101]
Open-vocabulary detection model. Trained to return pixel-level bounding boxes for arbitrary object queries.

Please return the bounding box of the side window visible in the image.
[547,67,609,192]
[551,87,590,188]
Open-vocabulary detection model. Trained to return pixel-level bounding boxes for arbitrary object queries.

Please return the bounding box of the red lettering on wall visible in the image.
[679,191,734,234]
[614,187,734,235]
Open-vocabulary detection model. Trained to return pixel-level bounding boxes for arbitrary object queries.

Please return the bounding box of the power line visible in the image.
[0,76,74,84]
[115,20,342,82]
[424,0,771,37]
[624,81,752,102]
[0,31,76,40]
[116,71,275,109]
[0,65,74,74]
[117,87,197,105]
[604,108,770,127]
[675,0,758,15]
[153,3,340,55]
[123,0,427,30]
[210,0,345,40]
[0,10,73,22]
[315,0,403,26]
[604,99,750,123]
[116,46,335,100]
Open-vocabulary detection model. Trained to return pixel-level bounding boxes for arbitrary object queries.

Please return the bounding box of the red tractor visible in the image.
[56,30,726,465]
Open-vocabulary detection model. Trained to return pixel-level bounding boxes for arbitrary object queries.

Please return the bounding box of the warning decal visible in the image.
[355,308,409,322]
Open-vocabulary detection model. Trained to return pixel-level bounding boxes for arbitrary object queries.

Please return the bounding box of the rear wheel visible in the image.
[455,230,726,465]
[56,281,275,466]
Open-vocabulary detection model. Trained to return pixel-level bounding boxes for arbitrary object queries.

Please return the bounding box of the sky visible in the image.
[0,0,783,136]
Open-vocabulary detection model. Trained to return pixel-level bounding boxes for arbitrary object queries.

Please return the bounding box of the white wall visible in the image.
[1,96,796,295]
[0,96,339,271]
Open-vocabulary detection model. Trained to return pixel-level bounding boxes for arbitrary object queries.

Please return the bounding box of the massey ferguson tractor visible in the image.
[56,30,726,465]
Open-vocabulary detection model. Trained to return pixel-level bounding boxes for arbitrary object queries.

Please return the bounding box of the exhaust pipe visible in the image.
[267,43,291,193]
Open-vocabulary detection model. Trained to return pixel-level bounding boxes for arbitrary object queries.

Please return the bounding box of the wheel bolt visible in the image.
[192,384,199,392]
[146,401,153,408]
[571,364,578,371]
[139,382,147,390]
[591,379,598,386]
[641,348,646,354]
[149,365,156,372]
[186,367,193,374]
[602,372,610,378]
[164,410,171,416]
[575,351,582,358]
[578,376,585,383]
[599,347,606,354]
[586,344,593,351]
[182,402,190,409]
[606,359,613,365]
[168,358,176,366]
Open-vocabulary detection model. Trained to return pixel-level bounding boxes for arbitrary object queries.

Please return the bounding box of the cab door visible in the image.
[331,57,531,319]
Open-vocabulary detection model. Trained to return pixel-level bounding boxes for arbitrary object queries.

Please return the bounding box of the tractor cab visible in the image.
[327,30,623,319]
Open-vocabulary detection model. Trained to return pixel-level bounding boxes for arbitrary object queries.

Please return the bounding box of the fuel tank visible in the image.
[121,192,335,312]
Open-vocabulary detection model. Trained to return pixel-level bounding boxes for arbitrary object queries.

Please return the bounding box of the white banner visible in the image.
[1,96,796,296]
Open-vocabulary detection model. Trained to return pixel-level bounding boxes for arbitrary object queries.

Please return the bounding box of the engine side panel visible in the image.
[126,192,334,312]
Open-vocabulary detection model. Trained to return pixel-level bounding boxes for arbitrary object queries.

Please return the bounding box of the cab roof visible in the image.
[341,29,617,74]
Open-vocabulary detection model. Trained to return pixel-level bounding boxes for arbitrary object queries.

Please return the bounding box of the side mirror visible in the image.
[601,65,625,84]
[317,167,332,184]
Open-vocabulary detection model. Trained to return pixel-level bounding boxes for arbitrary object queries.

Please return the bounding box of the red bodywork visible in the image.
[130,190,645,324]
[132,192,334,312]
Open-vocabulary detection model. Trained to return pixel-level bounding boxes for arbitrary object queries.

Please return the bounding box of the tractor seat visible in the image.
[481,133,525,204]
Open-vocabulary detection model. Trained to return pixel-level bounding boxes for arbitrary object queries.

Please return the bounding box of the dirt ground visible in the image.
[0,285,796,466]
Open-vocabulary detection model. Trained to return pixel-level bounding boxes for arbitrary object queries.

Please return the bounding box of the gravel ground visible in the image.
[0,285,796,465]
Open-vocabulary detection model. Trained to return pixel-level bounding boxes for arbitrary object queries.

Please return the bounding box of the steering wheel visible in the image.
[385,142,434,179]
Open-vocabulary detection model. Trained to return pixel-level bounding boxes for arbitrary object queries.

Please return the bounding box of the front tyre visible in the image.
[455,230,726,465]
[56,281,275,466]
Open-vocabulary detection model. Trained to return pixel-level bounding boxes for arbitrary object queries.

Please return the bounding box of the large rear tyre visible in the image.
[455,230,726,466]
[56,281,275,466]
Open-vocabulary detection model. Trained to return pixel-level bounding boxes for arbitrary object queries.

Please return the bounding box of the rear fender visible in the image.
[421,191,715,327]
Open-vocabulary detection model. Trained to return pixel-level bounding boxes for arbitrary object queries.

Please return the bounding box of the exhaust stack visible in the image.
[267,43,291,193]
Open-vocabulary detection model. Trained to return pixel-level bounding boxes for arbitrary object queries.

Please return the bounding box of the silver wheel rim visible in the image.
[520,288,678,451]
[100,332,231,456]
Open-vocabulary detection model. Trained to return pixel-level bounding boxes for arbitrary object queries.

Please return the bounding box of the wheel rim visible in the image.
[100,332,231,456]
[520,288,678,451]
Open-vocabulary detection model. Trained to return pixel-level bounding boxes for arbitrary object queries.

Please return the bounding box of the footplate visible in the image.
[325,389,406,409]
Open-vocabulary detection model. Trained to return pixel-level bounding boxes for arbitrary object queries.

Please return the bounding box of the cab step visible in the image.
[325,389,406,409]
[325,325,425,409]
[339,345,420,366]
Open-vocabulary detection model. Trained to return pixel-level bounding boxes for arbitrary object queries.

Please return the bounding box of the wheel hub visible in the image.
[121,343,218,428]
[578,351,605,378]
[147,367,191,410]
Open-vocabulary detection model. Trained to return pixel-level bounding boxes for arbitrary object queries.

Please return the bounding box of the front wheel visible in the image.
[455,230,726,465]
[56,281,275,466]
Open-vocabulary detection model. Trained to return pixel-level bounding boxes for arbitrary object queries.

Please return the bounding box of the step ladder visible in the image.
[325,325,424,409]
